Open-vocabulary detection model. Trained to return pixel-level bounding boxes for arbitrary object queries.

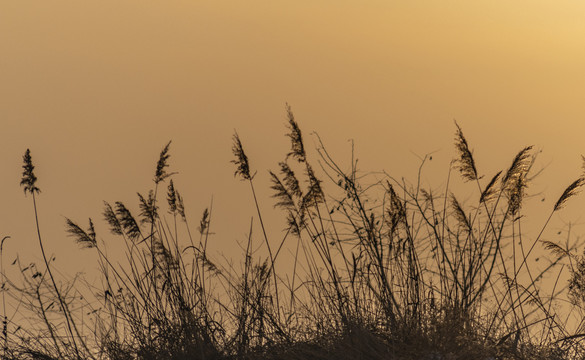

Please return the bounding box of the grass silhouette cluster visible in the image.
[3,107,585,359]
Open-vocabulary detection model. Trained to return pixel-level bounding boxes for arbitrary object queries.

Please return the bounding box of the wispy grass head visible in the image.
[138,190,158,225]
[479,171,502,204]
[167,179,177,214]
[176,191,186,220]
[507,174,527,216]
[501,146,533,216]
[279,161,302,199]
[270,162,303,211]
[286,104,306,163]
[454,121,478,182]
[103,201,123,235]
[198,208,209,235]
[270,162,306,235]
[20,149,40,195]
[554,177,585,212]
[270,171,295,211]
[541,240,570,258]
[65,218,97,249]
[502,146,533,190]
[231,132,252,180]
[115,201,142,241]
[196,252,221,275]
[385,181,406,234]
[451,194,472,234]
[303,164,324,206]
[154,141,174,184]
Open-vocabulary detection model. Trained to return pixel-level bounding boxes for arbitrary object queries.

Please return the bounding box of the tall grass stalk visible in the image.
[20,149,94,360]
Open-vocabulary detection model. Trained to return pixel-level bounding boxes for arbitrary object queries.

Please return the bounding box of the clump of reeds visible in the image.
[4,108,585,360]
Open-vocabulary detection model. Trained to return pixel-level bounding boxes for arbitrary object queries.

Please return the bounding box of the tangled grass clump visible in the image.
[3,108,585,359]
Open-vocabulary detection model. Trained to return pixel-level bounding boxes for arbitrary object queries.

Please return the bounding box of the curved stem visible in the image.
[32,193,83,359]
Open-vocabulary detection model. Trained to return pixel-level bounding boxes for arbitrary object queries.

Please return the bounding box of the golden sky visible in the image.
[2,1,585,273]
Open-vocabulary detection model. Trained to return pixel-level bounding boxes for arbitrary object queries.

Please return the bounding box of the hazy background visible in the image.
[2,1,585,276]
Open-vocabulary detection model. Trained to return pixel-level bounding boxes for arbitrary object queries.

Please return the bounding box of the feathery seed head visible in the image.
[176,191,186,220]
[454,121,478,182]
[501,147,533,216]
[554,177,585,212]
[198,208,209,235]
[231,132,252,180]
[197,253,221,275]
[542,240,570,258]
[154,141,174,184]
[138,190,158,225]
[480,171,502,203]
[386,182,405,219]
[502,146,533,190]
[287,212,304,236]
[451,194,472,234]
[304,164,324,205]
[385,181,406,234]
[270,171,295,210]
[167,179,177,214]
[20,149,40,195]
[280,161,302,199]
[88,218,96,241]
[286,104,306,163]
[103,201,123,236]
[66,218,97,249]
[115,202,142,241]
[507,174,527,216]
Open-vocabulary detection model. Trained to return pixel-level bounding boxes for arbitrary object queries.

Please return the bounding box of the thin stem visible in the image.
[1,236,10,358]
[248,179,281,319]
[31,193,82,359]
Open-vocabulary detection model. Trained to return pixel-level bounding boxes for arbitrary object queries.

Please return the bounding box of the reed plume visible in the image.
[554,177,585,212]
[167,179,177,214]
[479,171,501,203]
[451,194,472,234]
[501,146,533,216]
[114,201,142,241]
[385,181,406,235]
[286,104,306,163]
[154,140,173,184]
[65,218,97,249]
[269,170,304,234]
[541,240,570,258]
[176,190,186,221]
[232,132,252,180]
[103,201,123,236]
[269,171,295,211]
[507,173,527,216]
[454,121,478,182]
[279,161,302,199]
[502,146,533,190]
[20,149,40,195]
[303,164,324,206]
[138,190,158,225]
[198,208,209,235]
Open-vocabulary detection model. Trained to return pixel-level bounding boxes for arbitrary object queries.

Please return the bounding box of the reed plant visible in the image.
[3,108,585,359]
